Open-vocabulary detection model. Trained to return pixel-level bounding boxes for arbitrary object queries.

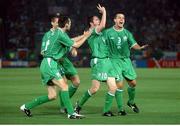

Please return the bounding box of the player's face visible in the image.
[92,16,100,27]
[51,18,59,29]
[114,14,125,29]
[66,19,71,31]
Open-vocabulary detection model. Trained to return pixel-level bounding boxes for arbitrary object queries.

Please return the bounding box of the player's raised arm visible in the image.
[96,4,106,33]
[132,43,149,50]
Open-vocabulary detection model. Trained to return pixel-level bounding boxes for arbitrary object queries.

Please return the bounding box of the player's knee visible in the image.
[109,85,117,94]
[72,79,80,87]
[129,80,136,87]
[71,76,80,87]
[116,84,123,89]
[61,83,68,91]
[116,82,124,89]
[90,86,99,94]
[48,93,57,100]
[93,87,99,93]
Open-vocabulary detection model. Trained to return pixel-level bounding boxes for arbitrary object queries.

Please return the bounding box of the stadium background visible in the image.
[0,0,180,124]
[0,0,180,68]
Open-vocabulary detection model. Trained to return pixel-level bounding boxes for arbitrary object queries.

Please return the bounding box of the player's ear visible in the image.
[51,22,54,26]
[65,23,69,29]
[113,18,116,23]
[90,22,93,27]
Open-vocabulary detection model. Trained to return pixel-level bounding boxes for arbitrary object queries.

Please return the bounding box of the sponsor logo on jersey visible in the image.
[123,36,128,41]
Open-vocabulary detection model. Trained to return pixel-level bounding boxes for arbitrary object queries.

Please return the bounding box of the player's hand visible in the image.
[71,47,78,57]
[140,44,149,50]
[97,4,105,14]
[83,29,92,38]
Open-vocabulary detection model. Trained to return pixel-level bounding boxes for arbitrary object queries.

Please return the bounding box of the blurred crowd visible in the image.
[0,0,179,66]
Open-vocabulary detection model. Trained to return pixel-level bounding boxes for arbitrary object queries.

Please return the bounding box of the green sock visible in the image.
[69,84,78,98]
[78,90,91,107]
[61,91,74,115]
[115,89,124,111]
[103,92,114,113]
[25,95,51,109]
[59,84,78,109]
[127,86,136,104]
[58,91,64,109]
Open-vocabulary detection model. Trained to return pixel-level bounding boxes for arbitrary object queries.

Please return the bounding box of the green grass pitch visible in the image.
[0,68,180,124]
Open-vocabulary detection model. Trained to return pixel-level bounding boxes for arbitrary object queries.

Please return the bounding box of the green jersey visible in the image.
[41,30,52,54]
[106,27,137,58]
[88,28,108,58]
[41,28,74,60]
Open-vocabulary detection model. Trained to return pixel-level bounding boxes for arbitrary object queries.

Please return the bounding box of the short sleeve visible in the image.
[127,30,137,48]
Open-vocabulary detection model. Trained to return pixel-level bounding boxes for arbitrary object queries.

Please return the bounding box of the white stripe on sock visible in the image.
[71,84,78,89]
[128,86,135,89]
[87,90,92,96]
[108,92,115,96]
[117,89,123,92]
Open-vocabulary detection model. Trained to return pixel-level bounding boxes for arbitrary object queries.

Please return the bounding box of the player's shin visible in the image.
[103,92,115,113]
[58,91,65,109]
[61,84,78,113]
[115,89,124,111]
[127,86,136,104]
[60,91,74,115]
[59,84,78,111]
[25,95,52,109]
[53,79,74,115]
[78,90,92,107]
[68,84,78,98]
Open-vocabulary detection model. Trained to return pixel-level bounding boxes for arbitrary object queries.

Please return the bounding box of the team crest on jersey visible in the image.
[123,36,128,41]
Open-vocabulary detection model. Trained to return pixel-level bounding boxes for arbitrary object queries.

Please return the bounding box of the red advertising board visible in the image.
[148,59,180,68]
[2,61,37,67]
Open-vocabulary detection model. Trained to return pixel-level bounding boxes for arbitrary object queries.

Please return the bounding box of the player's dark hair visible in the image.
[114,13,125,19]
[87,15,95,28]
[58,15,70,28]
[50,13,60,22]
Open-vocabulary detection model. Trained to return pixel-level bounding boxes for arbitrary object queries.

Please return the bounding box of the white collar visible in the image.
[113,26,124,32]
[58,27,64,33]
[50,28,54,32]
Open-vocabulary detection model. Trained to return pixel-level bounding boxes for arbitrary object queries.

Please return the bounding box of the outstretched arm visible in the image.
[72,30,92,48]
[71,35,84,41]
[132,43,148,50]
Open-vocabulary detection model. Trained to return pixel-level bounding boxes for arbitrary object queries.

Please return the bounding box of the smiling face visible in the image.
[89,16,100,28]
[92,16,100,26]
[114,13,125,29]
